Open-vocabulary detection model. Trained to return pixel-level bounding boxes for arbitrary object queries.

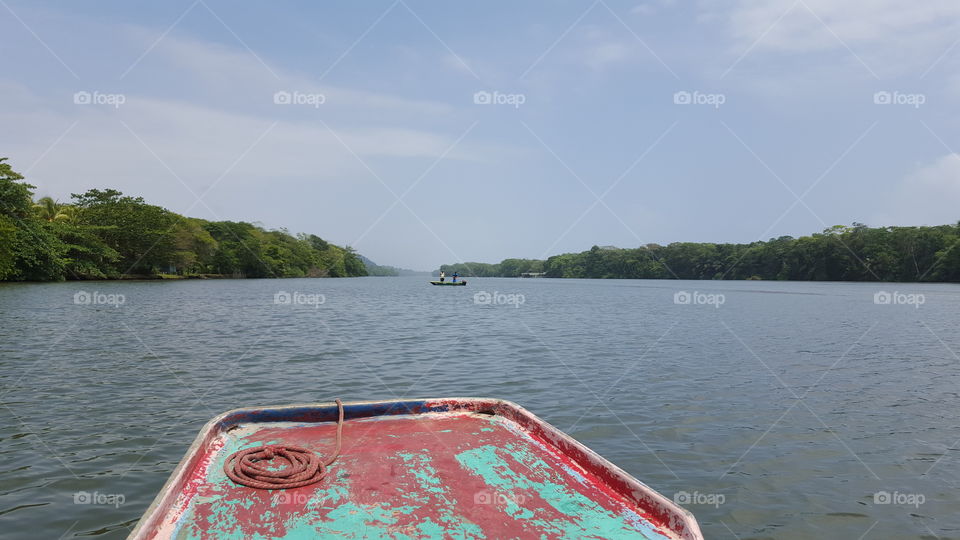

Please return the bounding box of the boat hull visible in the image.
[430,280,466,286]
[129,398,702,540]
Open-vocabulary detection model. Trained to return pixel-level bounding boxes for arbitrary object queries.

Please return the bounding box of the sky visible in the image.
[2,1,959,271]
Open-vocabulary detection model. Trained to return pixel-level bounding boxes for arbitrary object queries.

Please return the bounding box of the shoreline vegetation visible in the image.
[0,157,395,282]
[441,223,960,282]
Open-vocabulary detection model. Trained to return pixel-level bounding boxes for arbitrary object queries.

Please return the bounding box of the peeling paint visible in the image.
[455,444,663,539]
[130,399,699,540]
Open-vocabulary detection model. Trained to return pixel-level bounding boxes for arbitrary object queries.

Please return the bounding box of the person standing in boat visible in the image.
[452,272,459,283]
[439,270,445,282]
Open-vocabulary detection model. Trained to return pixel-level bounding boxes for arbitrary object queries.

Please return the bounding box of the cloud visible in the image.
[2,2,547,269]
[632,0,676,16]
[121,29,457,120]
[1,22,492,242]
[905,153,960,195]
[875,153,960,226]
[571,24,655,72]
[5,91,482,203]
[705,0,960,77]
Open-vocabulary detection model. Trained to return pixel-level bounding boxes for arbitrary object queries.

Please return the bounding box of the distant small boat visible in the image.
[430,280,467,286]
[129,398,703,539]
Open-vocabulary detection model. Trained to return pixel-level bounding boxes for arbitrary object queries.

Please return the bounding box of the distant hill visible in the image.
[358,255,429,276]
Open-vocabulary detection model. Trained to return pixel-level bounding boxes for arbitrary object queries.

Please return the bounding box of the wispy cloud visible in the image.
[708,0,960,77]
[877,153,960,226]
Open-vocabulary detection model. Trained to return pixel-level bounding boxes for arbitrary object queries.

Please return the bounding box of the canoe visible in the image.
[129,398,703,540]
[430,280,467,286]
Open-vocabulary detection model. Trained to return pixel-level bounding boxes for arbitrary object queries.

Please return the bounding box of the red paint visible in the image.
[130,399,703,540]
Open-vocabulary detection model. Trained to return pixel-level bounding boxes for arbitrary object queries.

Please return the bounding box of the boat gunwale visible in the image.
[128,397,703,540]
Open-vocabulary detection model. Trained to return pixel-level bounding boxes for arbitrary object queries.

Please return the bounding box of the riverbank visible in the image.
[4,273,375,283]
[0,159,369,282]
[441,223,960,282]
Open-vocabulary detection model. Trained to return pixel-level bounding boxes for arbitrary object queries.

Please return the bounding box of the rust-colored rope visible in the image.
[224,398,344,489]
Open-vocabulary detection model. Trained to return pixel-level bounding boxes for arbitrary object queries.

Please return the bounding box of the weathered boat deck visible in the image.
[130,399,701,539]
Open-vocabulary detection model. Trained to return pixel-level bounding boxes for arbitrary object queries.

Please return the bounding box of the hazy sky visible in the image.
[3,1,960,270]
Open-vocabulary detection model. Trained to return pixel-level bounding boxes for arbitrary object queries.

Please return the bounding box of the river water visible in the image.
[1,277,958,539]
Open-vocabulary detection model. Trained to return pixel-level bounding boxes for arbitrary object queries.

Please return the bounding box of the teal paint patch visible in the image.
[313,501,418,538]
[395,452,486,539]
[306,466,352,507]
[455,444,661,539]
[397,452,444,495]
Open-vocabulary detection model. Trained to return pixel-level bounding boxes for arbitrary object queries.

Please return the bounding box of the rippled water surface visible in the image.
[1,277,959,539]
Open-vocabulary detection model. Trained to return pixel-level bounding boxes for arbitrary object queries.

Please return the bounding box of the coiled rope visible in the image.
[224,398,344,489]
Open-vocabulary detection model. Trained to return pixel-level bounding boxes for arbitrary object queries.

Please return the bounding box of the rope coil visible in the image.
[224,398,344,489]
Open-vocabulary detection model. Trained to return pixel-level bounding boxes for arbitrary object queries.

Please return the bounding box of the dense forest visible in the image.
[441,223,960,282]
[0,158,367,281]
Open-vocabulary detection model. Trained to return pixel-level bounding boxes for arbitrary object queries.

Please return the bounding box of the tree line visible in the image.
[0,158,367,281]
[441,223,960,282]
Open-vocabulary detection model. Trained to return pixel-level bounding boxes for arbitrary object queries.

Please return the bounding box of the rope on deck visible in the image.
[223,398,343,489]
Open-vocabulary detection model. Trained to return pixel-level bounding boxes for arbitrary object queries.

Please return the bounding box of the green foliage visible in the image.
[365,264,401,276]
[343,247,366,277]
[47,220,120,279]
[172,218,217,274]
[71,188,181,274]
[439,262,502,277]
[33,196,75,222]
[497,258,544,277]
[442,223,960,282]
[0,158,370,281]
[0,159,67,281]
[0,215,16,279]
[8,219,67,281]
[0,158,34,219]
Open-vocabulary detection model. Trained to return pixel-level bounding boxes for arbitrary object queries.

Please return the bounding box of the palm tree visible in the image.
[33,196,74,222]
